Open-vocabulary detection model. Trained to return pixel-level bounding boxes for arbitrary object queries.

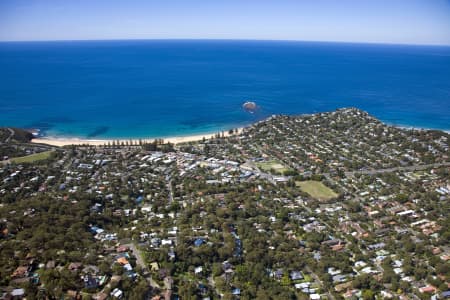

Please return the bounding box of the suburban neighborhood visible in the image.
[0,108,449,299]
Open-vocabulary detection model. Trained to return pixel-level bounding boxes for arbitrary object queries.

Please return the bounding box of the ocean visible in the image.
[0,39,449,138]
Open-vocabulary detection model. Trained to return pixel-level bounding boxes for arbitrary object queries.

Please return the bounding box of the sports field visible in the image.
[11,151,53,164]
[256,160,290,174]
[296,180,338,200]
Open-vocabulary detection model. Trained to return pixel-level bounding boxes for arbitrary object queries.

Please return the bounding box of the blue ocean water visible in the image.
[0,40,449,138]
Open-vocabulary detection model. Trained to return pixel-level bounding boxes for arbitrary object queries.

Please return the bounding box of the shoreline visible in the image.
[393,125,450,134]
[25,114,450,147]
[31,128,244,147]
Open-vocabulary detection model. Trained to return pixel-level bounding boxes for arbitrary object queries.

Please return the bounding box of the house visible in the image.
[66,290,79,299]
[343,289,360,299]
[168,248,176,260]
[327,267,341,276]
[150,262,160,272]
[164,290,172,300]
[93,292,108,300]
[111,288,123,299]
[198,283,208,295]
[322,239,343,247]
[381,291,394,299]
[11,289,25,298]
[273,268,284,280]
[161,239,172,246]
[222,261,233,271]
[419,285,437,293]
[354,261,367,269]
[123,264,133,271]
[432,247,442,255]
[232,288,241,296]
[125,270,137,280]
[360,267,378,274]
[194,238,205,247]
[116,245,129,252]
[117,257,129,265]
[310,294,320,300]
[367,242,386,250]
[335,281,353,293]
[89,226,104,235]
[313,252,321,261]
[68,262,83,271]
[46,260,56,269]
[194,266,203,275]
[164,276,174,290]
[295,282,310,290]
[12,266,28,278]
[331,243,345,251]
[333,274,349,283]
[151,238,161,247]
[79,262,97,272]
[159,268,170,279]
[83,274,98,289]
[290,270,303,281]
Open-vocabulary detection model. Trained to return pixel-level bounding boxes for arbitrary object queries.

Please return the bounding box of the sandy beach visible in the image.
[31,128,243,147]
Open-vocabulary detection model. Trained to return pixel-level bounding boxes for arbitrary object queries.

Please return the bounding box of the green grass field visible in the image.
[296,180,338,201]
[256,160,291,174]
[11,151,53,164]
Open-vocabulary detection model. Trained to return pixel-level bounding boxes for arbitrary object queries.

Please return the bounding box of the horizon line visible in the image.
[1,37,450,47]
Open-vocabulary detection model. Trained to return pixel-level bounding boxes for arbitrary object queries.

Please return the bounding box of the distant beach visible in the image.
[30,117,450,147]
[31,128,243,146]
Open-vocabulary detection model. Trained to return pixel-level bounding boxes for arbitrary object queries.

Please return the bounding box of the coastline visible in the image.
[28,120,450,148]
[393,125,450,134]
[31,128,244,147]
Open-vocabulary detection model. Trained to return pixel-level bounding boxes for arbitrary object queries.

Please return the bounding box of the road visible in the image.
[166,175,174,204]
[342,162,450,177]
[123,243,161,289]
[305,266,335,300]
[5,128,14,143]
[244,159,286,185]
[244,160,450,187]
[207,275,222,297]
[123,243,146,270]
[247,143,449,185]
[0,128,14,144]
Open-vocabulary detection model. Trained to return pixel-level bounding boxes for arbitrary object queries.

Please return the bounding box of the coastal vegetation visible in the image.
[0,128,33,143]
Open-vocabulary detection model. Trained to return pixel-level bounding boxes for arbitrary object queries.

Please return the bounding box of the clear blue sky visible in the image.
[1,0,450,45]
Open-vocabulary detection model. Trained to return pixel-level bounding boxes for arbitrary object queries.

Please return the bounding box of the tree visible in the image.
[178,280,197,299]
[212,262,223,277]
[281,273,292,286]
[256,288,270,300]
[395,193,409,203]
[128,278,150,299]
[362,289,375,300]
[353,274,371,289]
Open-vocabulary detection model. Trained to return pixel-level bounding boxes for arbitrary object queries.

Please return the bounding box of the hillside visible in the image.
[0,128,33,143]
